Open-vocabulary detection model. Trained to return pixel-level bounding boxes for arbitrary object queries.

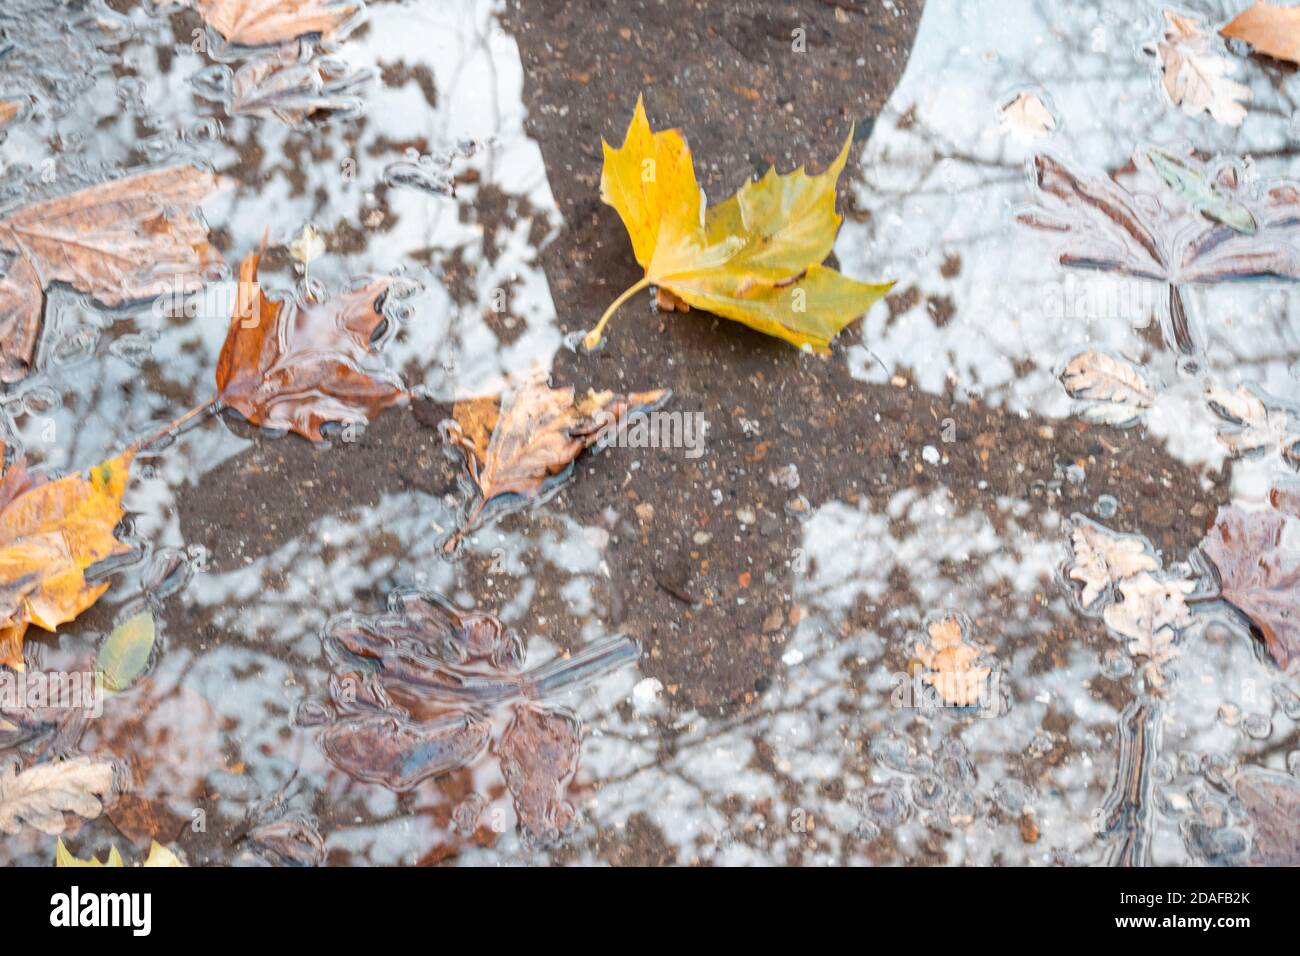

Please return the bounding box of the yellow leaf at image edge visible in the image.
[586,96,893,352]
[56,837,184,867]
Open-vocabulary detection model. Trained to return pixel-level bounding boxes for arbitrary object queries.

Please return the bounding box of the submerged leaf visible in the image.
[0,756,116,835]
[586,96,892,351]
[321,712,492,791]
[215,248,406,441]
[96,611,156,693]
[0,450,134,670]
[1200,504,1300,668]
[1229,765,1300,865]
[0,166,222,384]
[498,704,582,841]
[231,45,370,125]
[1102,572,1192,687]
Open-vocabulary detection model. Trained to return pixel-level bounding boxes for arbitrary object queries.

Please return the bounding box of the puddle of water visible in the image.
[2,0,1299,867]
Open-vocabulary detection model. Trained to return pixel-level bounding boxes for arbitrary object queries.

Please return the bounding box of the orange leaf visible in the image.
[0,450,134,670]
[1221,2,1300,65]
[215,249,406,441]
[444,371,667,546]
[180,0,361,47]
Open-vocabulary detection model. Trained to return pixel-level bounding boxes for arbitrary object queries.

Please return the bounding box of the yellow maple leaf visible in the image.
[585,96,893,353]
[0,450,134,670]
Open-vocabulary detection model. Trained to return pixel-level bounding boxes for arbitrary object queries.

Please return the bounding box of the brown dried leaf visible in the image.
[0,755,116,835]
[1060,351,1153,425]
[1145,10,1250,126]
[321,712,491,791]
[230,44,369,124]
[1200,504,1300,668]
[248,812,326,865]
[215,248,406,441]
[0,100,20,128]
[0,167,221,383]
[998,93,1055,142]
[913,616,991,707]
[179,0,360,47]
[444,370,668,542]
[1206,384,1300,466]
[1102,572,1192,686]
[1230,765,1300,865]
[1221,2,1300,65]
[1068,518,1160,608]
[498,704,582,841]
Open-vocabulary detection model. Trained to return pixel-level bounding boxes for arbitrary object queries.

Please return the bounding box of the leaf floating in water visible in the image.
[1067,517,1160,609]
[0,755,116,836]
[1144,9,1250,127]
[1101,573,1191,687]
[172,0,362,48]
[96,611,156,693]
[1200,504,1300,668]
[0,450,135,671]
[1229,765,1300,865]
[998,93,1055,143]
[1221,2,1300,65]
[912,616,993,708]
[0,166,223,384]
[215,247,407,441]
[443,370,667,549]
[1205,384,1300,468]
[1059,351,1153,426]
[0,100,20,128]
[321,712,492,791]
[498,704,582,842]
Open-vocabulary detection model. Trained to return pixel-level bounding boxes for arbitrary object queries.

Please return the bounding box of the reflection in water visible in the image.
[1,0,1298,866]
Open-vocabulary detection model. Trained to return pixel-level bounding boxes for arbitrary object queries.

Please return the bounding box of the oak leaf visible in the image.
[176,0,360,47]
[1145,10,1251,126]
[0,166,222,383]
[584,96,892,352]
[0,755,116,835]
[1206,384,1300,468]
[1060,351,1153,426]
[443,370,667,546]
[215,248,406,441]
[1102,572,1192,687]
[1200,504,1300,668]
[1067,518,1159,609]
[0,450,134,671]
[1221,2,1300,65]
[913,616,992,708]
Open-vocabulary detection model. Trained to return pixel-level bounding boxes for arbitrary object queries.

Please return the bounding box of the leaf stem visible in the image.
[583,276,651,350]
[131,395,220,454]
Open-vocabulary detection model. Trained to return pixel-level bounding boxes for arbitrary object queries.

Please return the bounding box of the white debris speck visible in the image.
[632,677,663,711]
[922,445,941,464]
[782,648,805,666]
